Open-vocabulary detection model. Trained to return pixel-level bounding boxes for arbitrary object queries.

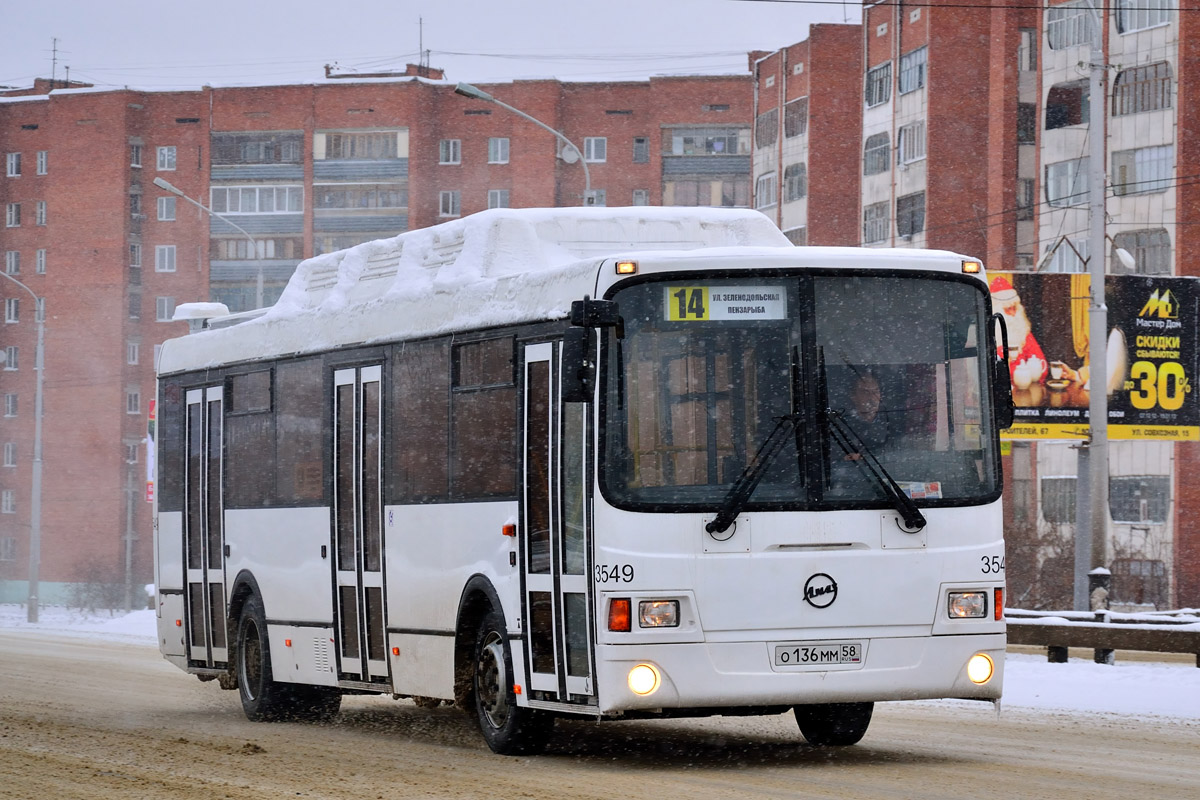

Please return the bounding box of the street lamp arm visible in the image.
[454,83,591,196]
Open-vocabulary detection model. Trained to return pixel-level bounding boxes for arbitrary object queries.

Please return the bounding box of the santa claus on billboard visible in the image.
[990,274,1047,385]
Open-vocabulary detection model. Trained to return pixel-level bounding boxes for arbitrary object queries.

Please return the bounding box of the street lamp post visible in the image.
[453,82,592,204]
[0,273,45,623]
[152,177,264,309]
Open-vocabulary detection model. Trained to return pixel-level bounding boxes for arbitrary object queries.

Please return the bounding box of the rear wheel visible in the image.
[471,609,553,755]
[237,594,341,722]
[793,702,873,746]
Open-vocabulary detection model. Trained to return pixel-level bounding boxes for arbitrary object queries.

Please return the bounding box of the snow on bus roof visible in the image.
[158,207,792,374]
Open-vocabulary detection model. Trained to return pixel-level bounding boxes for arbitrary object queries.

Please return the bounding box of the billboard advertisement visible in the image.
[990,273,1199,441]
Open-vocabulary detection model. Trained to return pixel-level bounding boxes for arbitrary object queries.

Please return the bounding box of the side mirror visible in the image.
[561,327,593,403]
[990,312,1014,430]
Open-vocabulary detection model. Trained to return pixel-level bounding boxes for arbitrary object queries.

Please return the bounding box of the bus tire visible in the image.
[236,594,291,722]
[471,609,553,755]
[793,702,873,746]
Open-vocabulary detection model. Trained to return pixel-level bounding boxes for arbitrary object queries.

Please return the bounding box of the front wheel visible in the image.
[793,702,874,746]
[472,609,553,755]
[237,595,341,722]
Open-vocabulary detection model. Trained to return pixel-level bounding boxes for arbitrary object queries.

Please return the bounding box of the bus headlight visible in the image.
[967,653,995,684]
[628,663,660,695]
[948,591,987,618]
[638,600,679,628]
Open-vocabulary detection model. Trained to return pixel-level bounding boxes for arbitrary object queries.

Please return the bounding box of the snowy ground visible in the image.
[2,603,1198,722]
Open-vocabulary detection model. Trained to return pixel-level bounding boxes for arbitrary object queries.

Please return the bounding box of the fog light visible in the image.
[638,600,679,628]
[628,663,660,696]
[967,653,994,684]
[948,591,987,618]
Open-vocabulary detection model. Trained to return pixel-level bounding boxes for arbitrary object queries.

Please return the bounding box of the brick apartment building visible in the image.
[752,0,1200,609]
[0,72,754,605]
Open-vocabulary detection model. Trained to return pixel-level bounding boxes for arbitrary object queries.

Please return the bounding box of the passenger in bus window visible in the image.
[844,371,889,459]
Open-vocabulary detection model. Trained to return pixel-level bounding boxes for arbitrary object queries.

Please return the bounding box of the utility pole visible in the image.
[1075,0,1109,610]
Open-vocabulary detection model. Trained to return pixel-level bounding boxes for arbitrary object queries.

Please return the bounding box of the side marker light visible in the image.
[615,260,638,275]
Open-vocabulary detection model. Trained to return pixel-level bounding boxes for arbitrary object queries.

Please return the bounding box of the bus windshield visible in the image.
[600,272,999,512]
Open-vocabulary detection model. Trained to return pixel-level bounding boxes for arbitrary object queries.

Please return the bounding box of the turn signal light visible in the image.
[608,598,631,632]
[994,587,1004,621]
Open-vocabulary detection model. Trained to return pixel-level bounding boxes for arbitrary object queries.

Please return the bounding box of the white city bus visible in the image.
[154,207,1012,755]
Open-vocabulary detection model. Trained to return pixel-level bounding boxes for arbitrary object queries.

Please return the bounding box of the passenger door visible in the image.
[184,385,228,667]
[521,342,595,704]
[332,365,389,683]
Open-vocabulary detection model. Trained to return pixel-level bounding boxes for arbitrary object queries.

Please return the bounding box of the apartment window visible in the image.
[157,196,176,221]
[755,174,777,209]
[35,298,44,323]
[129,243,142,267]
[1018,28,1038,72]
[210,186,303,214]
[1112,229,1171,275]
[4,298,17,323]
[314,184,405,210]
[1046,81,1089,129]
[155,245,177,273]
[865,62,892,107]
[632,188,650,206]
[896,192,926,238]
[439,190,461,217]
[1017,103,1037,144]
[1046,0,1096,50]
[487,137,509,164]
[0,536,14,561]
[1045,157,1089,207]
[633,137,650,163]
[1116,0,1174,33]
[487,189,510,209]
[35,201,46,226]
[154,344,163,370]
[1017,178,1036,221]
[36,151,47,175]
[4,394,16,417]
[784,97,808,138]
[5,153,20,177]
[35,249,45,274]
[584,137,607,163]
[2,490,14,514]
[784,163,807,202]
[322,131,399,160]
[899,47,927,94]
[5,203,19,227]
[3,443,14,467]
[126,388,141,415]
[129,293,141,319]
[754,108,779,148]
[669,128,746,156]
[1112,62,1172,116]
[863,201,889,244]
[898,121,926,164]
[4,346,16,370]
[4,251,18,275]
[584,189,606,207]
[211,132,304,165]
[126,443,139,464]
[1112,145,1173,196]
[1041,476,1076,522]
[439,139,461,165]
[157,145,177,170]
[129,193,142,217]
[156,296,175,322]
[130,144,143,167]
[1109,475,1170,523]
[784,227,807,246]
[863,133,890,176]
[127,341,140,365]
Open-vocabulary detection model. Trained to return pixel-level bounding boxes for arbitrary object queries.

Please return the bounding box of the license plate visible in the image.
[773,641,863,667]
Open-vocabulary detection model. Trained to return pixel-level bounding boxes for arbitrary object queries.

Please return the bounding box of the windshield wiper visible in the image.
[706,413,802,535]
[826,410,926,531]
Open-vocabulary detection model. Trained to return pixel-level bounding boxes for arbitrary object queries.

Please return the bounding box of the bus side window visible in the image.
[393,339,451,502]
[275,359,325,504]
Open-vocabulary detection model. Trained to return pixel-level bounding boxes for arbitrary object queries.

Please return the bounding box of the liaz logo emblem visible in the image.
[1138,289,1178,320]
[803,573,838,608]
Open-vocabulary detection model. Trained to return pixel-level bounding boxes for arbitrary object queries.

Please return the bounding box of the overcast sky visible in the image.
[1,0,860,91]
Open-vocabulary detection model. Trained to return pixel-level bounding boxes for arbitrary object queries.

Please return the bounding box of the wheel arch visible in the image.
[454,574,506,708]
[227,570,264,641]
